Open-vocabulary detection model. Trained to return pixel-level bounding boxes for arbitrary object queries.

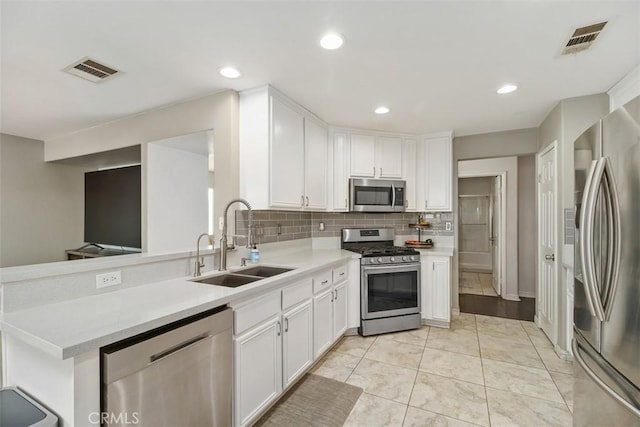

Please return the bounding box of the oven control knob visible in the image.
[390,257,395,262]
[402,256,407,261]
[411,256,417,262]
[377,257,383,263]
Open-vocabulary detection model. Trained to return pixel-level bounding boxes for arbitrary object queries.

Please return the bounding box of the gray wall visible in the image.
[455,127,539,160]
[0,134,87,267]
[538,93,609,352]
[458,177,492,196]
[518,155,536,298]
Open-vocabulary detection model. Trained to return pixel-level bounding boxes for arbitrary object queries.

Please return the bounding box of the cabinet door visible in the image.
[270,95,305,208]
[304,118,328,210]
[431,257,451,323]
[402,139,417,211]
[424,136,452,211]
[282,301,313,388]
[349,134,376,178]
[333,282,348,339]
[332,133,349,211]
[376,136,403,178]
[313,289,334,358]
[234,317,282,426]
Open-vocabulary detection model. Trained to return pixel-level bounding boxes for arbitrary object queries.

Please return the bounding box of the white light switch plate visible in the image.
[96,271,122,289]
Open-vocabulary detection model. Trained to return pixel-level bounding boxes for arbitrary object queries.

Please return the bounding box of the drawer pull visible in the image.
[321,280,329,284]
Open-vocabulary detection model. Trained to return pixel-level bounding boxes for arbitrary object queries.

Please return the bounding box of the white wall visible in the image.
[146,144,209,253]
[459,157,519,300]
[518,155,536,298]
[0,134,87,267]
[43,90,239,250]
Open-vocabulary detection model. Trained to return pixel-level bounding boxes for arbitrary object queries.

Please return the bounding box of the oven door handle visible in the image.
[363,263,421,273]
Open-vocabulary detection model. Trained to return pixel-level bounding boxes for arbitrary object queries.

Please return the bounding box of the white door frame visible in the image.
[535,141,559,345]
[457,171,507,297]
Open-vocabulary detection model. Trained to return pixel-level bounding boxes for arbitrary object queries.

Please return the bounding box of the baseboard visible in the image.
[459,264,492,273]
[518,291,536,299]
[451,308,460,316]
[422,318,450,328]
[344,327,359,336]
[502,294,521,301]
[554,344,574,361]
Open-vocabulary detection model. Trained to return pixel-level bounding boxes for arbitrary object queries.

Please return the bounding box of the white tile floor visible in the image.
[312,314,574,427]
[460,271,498,296]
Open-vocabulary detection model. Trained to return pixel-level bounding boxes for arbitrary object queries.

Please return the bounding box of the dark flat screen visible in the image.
[84,165,141,248]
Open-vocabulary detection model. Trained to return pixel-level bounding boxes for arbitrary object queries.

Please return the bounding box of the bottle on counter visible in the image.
[250,245,260,263]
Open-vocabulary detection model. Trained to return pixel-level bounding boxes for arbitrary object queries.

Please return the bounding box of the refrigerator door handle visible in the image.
[572,339,640,419]
[601,157,622,321]
[579,159,606,321]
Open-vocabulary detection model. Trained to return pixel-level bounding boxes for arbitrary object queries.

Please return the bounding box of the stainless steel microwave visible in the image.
[349,178,406,212]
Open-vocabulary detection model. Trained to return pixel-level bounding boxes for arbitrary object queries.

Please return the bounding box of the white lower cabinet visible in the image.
[313,267,349,358]
[420,255,451,326]
[313,288,334,358]
[234,316,282,426]
[282,300,313,387]
[233,263,349,427]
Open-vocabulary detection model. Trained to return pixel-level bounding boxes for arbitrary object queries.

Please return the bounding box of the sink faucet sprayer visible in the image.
[220,198,253,271]
[194,233,214,277]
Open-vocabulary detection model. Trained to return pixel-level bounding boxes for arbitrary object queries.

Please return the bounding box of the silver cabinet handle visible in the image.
[334,289,338,300]
[344,198,347,208]
[379,167,382,176]
[545,254,555,261]
[300,195,304,207]
[425,200,428,210]
[330,292,334,302]
[373,166,375,176]
[284,318,289,333]
[572,339,640,418]
[306,196,309,207]
[321,280,329,285]
[276,320,281,336]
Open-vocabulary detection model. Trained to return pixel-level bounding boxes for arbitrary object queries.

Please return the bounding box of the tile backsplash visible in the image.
[236,210,454,245]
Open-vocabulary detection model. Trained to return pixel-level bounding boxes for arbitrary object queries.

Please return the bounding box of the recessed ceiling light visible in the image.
[218,66,242,79]
[375,106,390,115]
[497,84,518,94]
[320,33,344,50]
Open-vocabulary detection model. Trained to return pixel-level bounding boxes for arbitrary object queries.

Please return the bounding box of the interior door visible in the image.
[538,144,557,342]
[492,176,501,295]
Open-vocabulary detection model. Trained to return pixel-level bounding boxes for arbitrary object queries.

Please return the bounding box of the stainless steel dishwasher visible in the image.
[102,307,232,427]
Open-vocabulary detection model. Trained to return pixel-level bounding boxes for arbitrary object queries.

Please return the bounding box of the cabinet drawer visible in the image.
[312,270,333,294]
[234,291,281,335]
[332,264,348,284]
[282,278,313,310]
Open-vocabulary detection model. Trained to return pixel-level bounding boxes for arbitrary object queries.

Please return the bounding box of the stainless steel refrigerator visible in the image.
[573,95,640,426]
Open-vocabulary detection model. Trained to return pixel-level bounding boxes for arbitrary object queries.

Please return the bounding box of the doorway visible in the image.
[458,176,502,297]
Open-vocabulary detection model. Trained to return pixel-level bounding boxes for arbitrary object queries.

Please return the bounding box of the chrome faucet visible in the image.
[220,198,253,271]
[194,233,213,277]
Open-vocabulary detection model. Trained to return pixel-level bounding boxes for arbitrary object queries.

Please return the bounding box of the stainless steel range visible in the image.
[341,228,421,336]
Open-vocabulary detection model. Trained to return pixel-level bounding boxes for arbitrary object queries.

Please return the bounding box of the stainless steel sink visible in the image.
[193,274,262,288]
[234,266,293,278]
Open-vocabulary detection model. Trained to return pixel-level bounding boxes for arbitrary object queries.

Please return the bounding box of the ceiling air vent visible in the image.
[561,21,607,55]
[63,57,120,83]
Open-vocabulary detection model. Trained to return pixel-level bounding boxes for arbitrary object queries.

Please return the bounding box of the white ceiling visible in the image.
[1,1,638,141]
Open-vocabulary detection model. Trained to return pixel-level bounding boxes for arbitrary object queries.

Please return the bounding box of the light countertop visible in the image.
[0,248,356,360]
[415,246,455,257]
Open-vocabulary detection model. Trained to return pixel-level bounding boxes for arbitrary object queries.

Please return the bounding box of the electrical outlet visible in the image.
[96,271,122,289]
[218,217,224,231]
[445,221,452,231]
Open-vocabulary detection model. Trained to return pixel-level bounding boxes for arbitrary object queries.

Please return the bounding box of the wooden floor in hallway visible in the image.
[459,294,536,321]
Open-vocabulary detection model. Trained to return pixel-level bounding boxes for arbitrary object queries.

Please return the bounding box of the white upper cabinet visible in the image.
[418,132,453,212]
[349,134,376,177]
[376,136,403,178]
[304,117,328,210]
[239,85,328,210]
[270,96,305,208]
[402,138,417,211]
[349,133,402,179]
[331,132,349,211]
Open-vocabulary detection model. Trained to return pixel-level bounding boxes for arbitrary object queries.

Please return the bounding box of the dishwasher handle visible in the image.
[150,334,211,363]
